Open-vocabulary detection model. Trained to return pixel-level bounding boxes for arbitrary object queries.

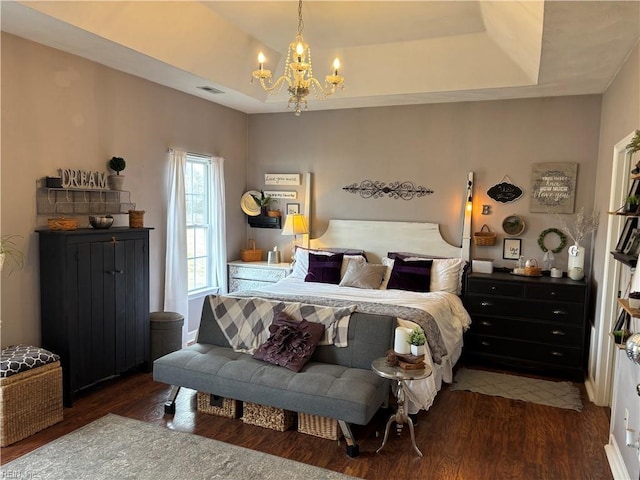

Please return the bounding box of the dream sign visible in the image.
[487,176,523,203]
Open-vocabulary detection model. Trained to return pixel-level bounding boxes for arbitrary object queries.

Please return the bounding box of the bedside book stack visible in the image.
[394,352,426,370]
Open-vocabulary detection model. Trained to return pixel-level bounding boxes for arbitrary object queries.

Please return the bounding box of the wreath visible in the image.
[538,228,567,254]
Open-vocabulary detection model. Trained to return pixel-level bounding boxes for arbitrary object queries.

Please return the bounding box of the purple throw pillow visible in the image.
[387,257,433,292]
[253,311,325,372]
[305,252,344,284]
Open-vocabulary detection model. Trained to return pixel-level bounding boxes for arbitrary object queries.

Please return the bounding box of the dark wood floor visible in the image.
[1,367,612,479]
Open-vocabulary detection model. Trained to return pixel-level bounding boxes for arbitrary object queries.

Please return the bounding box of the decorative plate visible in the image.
[502,215,526,236]
[240,190,261,216]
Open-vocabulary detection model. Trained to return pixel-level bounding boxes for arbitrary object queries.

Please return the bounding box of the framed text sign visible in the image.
[265,174,300,186]
[530,162,578,213]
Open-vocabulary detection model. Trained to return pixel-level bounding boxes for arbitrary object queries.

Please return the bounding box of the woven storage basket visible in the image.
[240,239,263,262]
[128,210,145,228]
[0,361,63,447]
[523,259,542,276]
[47,217,78,231]
[473,224,497,246]
[242,402,295,431]
[298,413,342,440]
[196,392,241,419]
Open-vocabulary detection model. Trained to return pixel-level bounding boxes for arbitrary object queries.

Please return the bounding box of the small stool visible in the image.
[150,312,184,362]
[0,345,63,446]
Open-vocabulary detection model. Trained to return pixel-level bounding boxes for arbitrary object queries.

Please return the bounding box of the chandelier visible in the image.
[251,0,344,116]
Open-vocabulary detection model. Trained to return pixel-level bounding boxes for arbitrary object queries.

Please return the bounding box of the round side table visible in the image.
[371,357,432,457]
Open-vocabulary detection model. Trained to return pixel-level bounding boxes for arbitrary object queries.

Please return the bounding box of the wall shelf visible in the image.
[610,250,638,268]
[36,188,136,215]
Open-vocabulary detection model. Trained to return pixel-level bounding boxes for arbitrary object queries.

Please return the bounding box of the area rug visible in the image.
[450,368,583,411]
[0,414,357,480]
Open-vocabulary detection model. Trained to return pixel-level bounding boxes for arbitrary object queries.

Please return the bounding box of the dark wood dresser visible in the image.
[37,227,151,406]
[463,271,590,380]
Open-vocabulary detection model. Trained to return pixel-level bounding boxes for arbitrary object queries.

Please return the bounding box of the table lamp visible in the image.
[282,213,309,262]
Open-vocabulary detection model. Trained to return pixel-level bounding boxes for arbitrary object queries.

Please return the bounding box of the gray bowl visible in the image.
[89,215,114,229]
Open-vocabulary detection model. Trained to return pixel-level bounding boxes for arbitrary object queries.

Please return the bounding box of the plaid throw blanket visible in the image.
[232,290,448,364]
[208,295,355,354]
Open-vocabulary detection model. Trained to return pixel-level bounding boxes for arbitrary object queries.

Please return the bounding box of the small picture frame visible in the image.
[616,217,638,252]
[286,203,300,215]
[503,238,522,260]
[623,228,640,255]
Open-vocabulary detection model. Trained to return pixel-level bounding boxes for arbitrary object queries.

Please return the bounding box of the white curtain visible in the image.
[211,156,228,294]
[164,149,188,336]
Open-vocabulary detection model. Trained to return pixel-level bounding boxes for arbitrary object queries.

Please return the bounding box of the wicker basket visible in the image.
[298,413,342,440]
[196,392,240,419]
[473,224,497,246]
[242,402,295,431]
[47,217,78,231]
[128,210,145,228]
[0,361,63,447]
[240,239,263,262]
[523,259,542,276]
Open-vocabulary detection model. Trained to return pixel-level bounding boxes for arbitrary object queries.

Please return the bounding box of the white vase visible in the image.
[567,244,585,276]
[410,344,425,356]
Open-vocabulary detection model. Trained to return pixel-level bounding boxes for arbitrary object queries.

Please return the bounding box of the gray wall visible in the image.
[247,96,601,268]
[0,33,248,346]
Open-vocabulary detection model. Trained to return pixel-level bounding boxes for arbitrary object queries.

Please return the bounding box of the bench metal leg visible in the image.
[164,385,181,415]
[338,420,360,457]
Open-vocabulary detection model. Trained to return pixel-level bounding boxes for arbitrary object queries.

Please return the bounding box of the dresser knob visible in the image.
[551,330,566,336]
[551,291,557,296]
[550,351,564,357]
[481,341,490,347]
[552,309,568,315]
[481,301,493,307]
[480,321,493,327]
[490,285,497,291]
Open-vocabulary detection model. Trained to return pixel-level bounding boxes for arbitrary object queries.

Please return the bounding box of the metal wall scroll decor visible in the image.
[343,180,434,200]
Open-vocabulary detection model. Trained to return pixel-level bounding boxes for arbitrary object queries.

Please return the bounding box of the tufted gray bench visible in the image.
[153,295,395,456]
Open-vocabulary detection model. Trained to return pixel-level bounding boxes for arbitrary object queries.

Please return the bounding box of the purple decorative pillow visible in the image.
[387,257,433,292]
[253,311,325,372]
[305,252,344,284]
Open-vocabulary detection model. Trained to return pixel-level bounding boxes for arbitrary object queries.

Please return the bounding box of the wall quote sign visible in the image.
[263,190,297,199]
[486,176,523,203]
[264,174,300,185]
[530,162,577,213]
[343,180,434,200]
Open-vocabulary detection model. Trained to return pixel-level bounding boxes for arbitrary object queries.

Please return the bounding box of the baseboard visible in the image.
[605,434,632,480]
[584,376,596,404]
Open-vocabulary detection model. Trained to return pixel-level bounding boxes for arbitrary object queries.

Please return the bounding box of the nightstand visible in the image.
[463,271,590,381]
[227,260,292,292]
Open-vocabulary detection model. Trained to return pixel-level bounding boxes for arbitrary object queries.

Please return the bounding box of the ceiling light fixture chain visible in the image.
[251,0,344,116]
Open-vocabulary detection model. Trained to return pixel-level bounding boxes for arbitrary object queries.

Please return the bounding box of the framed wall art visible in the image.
[286,203,300,215]
[530,162,578,213]
[503,238,522,260]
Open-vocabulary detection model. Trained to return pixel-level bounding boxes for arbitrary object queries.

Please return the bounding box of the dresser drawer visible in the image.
[526,283,586,303]
[465,295,584,324]
[467,278,524,298]
[229,265,288,282]
[470,315,583,347]
[229,278,273,292]
[465,334,582,367]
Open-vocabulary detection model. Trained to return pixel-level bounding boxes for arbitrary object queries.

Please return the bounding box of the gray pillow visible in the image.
[339,262,387,289]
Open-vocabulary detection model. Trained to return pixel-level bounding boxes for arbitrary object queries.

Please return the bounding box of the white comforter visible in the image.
[250,276,472,412]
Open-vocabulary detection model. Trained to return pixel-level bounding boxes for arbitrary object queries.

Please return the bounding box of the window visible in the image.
[185,154,213,294]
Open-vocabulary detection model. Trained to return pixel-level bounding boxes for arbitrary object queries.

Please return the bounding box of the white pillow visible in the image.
[379,256,465,294]
[290,248,367,279]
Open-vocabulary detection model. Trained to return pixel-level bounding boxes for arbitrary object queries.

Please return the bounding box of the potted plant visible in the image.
[107,156,126,190]
[407,328,426,356]
[0,234,24,274]
[250,190,276,216]
[612,329,631,345]
[629,291,640,310]
[625,194,638,214]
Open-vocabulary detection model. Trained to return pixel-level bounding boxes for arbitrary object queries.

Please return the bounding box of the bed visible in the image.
[229,219,472,413]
